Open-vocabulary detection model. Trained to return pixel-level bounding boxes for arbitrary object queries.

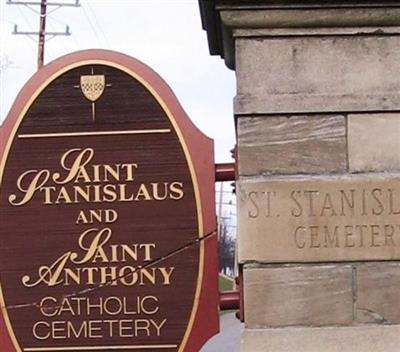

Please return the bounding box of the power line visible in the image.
[0,17,17,25]
[48,12,80,50]
[49,22,69,53]
[7,0,80,7]
[80,0,101,46]
[84,0,109,47]
[13,6,38,52]
[16,5,35,33]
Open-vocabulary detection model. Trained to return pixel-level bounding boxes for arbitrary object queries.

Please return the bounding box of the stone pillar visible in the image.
[200,1,400,351]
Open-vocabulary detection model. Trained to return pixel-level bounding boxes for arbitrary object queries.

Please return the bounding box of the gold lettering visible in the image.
[9,169,50,206]
[22,252,72,287]
[118,184,134,201]
[53,148,94,184]
[134,319,151,337]
[58,297,75,316]
[104,320,118,338]
[140,243,155,261]
[151,319,167,336]
[103,297,123,316]
[52,321,66,339]
[121,163,138,181]
[81,267,98,285]
[64,268,81,285]
[152,182,168,201]
[100,266,118,285]
[169,181,184,200]
[103,164,120,182]
[33,321,50,340]
[158,267,175,285]
[139,268,157,285]
[74,186,91,202]
[67,320,87,339]
[88,320,103,338]
[40,297,58,317]
[76,211,89,224]
[134,184,152,201]
[103,184,118,202]
[42,186,56,204]
[141,296,159,315]
[72,228,112,264]
[119,320,134,338]
[119,267,138,286]
[120,244,138,262]
[55,187,72,204]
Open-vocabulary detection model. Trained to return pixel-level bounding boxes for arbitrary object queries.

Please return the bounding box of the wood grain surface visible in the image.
[0,50,218,352]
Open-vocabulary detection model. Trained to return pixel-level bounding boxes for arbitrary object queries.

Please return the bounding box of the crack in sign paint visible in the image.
[1,230,216,312]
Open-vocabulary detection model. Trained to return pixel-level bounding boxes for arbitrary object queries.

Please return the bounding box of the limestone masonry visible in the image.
[200,1,400,351]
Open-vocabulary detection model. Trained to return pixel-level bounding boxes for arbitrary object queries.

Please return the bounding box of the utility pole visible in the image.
[218,182,224,240]
[7,0,80,69]
[37,0,47,68]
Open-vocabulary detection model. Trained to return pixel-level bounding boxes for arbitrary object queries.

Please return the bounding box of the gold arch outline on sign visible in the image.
[0,59,205,352]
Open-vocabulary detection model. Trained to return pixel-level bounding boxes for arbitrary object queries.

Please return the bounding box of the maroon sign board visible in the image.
[0,50,219,352]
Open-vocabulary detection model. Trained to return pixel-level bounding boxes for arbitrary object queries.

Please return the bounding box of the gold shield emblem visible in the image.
[80,75,105,102]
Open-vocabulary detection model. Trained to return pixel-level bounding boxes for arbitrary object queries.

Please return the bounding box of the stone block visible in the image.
[241,325,400,352]
[348,113,400,173]
[235,36,400,114]
[244,265,353,328]
[238,175,400,263]
[237,115,346,176]
[356,263,400,324]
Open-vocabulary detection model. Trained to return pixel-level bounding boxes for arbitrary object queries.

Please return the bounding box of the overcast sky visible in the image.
[0,0,236,163]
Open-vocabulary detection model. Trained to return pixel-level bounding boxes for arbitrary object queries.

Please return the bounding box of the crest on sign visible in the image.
[80,74,105,102]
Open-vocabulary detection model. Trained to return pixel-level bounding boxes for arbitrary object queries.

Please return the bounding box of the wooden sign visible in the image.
[0,50,218,352]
